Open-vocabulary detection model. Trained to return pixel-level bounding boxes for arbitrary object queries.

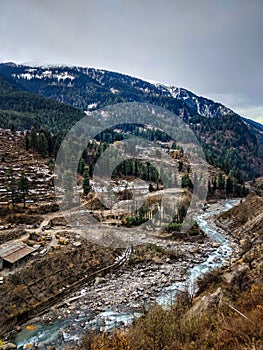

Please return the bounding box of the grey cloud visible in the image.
[0,0,262,121]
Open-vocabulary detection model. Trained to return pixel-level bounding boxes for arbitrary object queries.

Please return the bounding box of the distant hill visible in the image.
[0,73,85,133]
[0,63,236,118]
[0,62,262,180]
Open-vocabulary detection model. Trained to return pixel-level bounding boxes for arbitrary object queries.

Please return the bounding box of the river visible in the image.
[12,199,240,349]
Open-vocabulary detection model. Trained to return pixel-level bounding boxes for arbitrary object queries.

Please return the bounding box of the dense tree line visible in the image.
[208,170,248,197]
[0,75,85,133]
[25,126,63,158]
[25,123,249,202]
[189,114,261,179]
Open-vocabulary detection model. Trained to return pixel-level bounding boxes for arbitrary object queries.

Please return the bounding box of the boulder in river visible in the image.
[94,277,106,285]
[0,343,17,350]
[152,256,162,264]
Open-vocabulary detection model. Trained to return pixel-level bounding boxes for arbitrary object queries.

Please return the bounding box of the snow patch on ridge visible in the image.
[110,88,120,94]
[12,70,75,81]
[87,102,98,110]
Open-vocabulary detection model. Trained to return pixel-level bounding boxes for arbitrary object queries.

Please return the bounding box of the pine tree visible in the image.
[82,167,91,195]
[37,132,48,157]
[178,204,187,223]
[78,158,86,175]
[225,177,233,194]
[10,123,16,133]
[208,179,212,193]
[212,176,217,191]
[40,128,52,155]
[18,171,29,207]
[149,183,154,192]
[138,203,148,222]
[178,161,183,172]
[25,131,30,150]
[217,172,225,190]
[53,136,62,157]
[232,177,239,195]
[229,168,243,184]
[29,126,38,150]
[181,174,193,189]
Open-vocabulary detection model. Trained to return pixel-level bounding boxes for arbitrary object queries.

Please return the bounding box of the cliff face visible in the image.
[218,195,263,268]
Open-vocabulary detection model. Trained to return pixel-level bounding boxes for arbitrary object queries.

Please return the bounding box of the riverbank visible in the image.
[203,202,242,259]
[10,199,242,349]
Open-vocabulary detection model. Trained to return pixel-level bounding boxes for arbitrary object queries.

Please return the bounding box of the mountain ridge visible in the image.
[0,62,239,119]
[0,62,262,180]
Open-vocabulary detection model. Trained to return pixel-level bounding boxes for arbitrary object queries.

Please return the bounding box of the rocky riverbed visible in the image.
[12,199,242,349]
[51,248,210,312]
[13,241,222,349]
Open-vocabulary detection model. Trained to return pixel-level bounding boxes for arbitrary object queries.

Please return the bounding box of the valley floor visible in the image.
[8,200,246,349]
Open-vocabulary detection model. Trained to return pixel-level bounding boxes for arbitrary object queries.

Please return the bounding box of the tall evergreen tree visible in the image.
[229,168,243,184]
[212,176,217,191]
[82,167,91,195]
[178,204,187,223]
[25,131,30,150]
[208,179,212,193]
[181,173,193,189]
[37,132,48,157]
[78,158,86,175]
[53,136,62,157]
[10,123,16,133]
[18,171,29,207]
[29,126,38,150]
[149,183,154,192]
[217,172,225,190]
[178,161,183,172]
[225,176,233,194]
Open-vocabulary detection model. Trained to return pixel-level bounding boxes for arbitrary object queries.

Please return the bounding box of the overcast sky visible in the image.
[0,0,262,122]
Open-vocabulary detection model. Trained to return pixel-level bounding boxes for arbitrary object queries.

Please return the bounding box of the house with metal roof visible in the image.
[0,241,38,270]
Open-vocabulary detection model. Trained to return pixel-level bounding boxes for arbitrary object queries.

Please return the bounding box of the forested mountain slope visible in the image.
[0,63,262,179]
[0,74,85,133]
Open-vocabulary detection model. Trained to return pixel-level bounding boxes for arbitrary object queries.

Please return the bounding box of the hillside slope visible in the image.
[0,74,85,133]
[218,195,263,250]
[0,63,262,179]
[0,63,237,118]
